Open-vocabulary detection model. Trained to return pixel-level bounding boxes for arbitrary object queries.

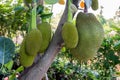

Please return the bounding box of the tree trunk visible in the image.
[18,1,69,80]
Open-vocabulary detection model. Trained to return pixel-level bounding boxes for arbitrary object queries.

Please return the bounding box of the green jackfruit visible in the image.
[37,22,51,53]
[25,29,42,56]
[62,22,78,48]
[70,12,104,61]
[19,37,35,67]
[91,0,99,10]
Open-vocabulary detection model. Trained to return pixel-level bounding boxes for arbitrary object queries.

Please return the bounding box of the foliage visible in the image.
[97,15,106,25]
[0,0,25,79]
[0,0,27,37]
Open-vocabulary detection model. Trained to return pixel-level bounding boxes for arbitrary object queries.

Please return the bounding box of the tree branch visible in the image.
[18,0,68,80]
[72,0,80,8]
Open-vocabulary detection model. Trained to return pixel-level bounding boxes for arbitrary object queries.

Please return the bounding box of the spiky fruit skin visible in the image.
[25,29,42,56]
[91,0,98,10]
[37,22,51,53]
[19,37,35,67]
[62,22,79,48]
[71,12,104,61]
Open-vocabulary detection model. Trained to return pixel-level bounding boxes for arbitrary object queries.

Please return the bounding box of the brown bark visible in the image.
[18,0,69,80]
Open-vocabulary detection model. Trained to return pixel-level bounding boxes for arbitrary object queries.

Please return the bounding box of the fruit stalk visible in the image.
[67,0,72,22]
[28,0,37,32]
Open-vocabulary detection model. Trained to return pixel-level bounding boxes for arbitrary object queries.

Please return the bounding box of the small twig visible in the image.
[84,3,88,13]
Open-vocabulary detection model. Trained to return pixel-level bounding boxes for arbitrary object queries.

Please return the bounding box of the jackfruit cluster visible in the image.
[62,22,78,48]
[70,12,104,61]
[19,22,52,67]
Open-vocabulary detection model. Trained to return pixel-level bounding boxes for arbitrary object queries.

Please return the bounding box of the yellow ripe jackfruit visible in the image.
[25,29,42,56]
[37,22,51,53]
[91,0,99,10]
[62,22,79,48]
[70,12,104,61]
[19,37,35,67]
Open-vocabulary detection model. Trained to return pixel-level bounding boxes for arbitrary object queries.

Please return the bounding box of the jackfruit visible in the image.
[19,37,35,67]
[91,0,99,10]
[70,12,104,61]
[37,22,51,53]
[62,22,79,48]
[25,29,42,56]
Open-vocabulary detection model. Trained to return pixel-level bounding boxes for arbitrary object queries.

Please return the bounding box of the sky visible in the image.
[53,0,120,19]
[92,0,120,19]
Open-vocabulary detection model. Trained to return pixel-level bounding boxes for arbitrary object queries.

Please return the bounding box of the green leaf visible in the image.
[4,60,14,70]
[0,37,15,64]
[61,47,66,52]
[40,13,53,19]
[37,5,44,14]
[44,0,59,4]
[9,66,24,80]
[16,66,24,72]
[14,6,24,15]
[14,6,24,12]
[9,73,16,80]
[114,40,120,50]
